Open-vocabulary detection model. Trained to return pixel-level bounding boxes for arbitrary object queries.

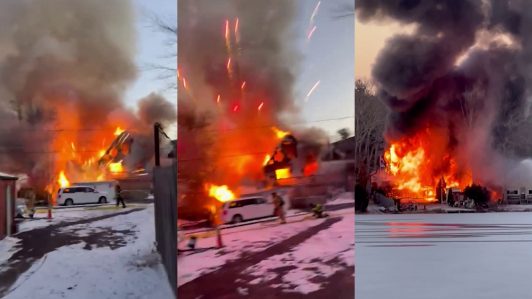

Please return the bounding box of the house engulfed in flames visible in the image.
[44,126,153,205]
[379,131,473,203]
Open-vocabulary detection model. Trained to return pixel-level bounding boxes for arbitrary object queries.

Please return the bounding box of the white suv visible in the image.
[57,186,108,206]
[221,196,275,224]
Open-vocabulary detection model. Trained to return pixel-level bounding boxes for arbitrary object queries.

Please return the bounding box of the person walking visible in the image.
[272,192,286,224]
[115,184,126,208]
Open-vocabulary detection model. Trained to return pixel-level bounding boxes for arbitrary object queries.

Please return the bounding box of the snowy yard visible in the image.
[356,212,532,299]
[178,205,354,297]
[16,204,148,233]
[0,205,174,299]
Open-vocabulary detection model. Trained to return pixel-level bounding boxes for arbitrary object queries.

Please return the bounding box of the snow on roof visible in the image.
[0,171,18,180]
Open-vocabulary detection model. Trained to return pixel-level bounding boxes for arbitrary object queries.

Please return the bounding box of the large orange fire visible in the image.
[47,125,130,204]
[383,129,472,202]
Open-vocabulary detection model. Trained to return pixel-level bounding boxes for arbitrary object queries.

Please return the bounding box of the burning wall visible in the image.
[357,0,532,201]
[178,0,328,207]
[0,0,176,196]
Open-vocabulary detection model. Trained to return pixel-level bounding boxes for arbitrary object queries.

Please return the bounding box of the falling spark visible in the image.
[233,104,239,112]
[226,58,232,73]
[263,154,271,165]
[98,149,106,158]
[183,78,188,89]
[310,1,321,24]
[234,18,239,35]
[241,81,246,90]
[70,142,76,151]
[305,80,320,101]
[177,69,181,80]
[258,101,264,111]
[307,25,317,40]
[216,94,221,103]
[225,19,230,39]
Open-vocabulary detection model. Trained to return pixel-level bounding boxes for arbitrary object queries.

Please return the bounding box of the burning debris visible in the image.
[178,0,328,209]
[356,0,532,202]
[0,0,176,200]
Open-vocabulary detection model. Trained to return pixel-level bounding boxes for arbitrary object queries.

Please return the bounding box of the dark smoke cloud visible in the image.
[0,0,176,188]
[138,92,177,126]
[356,0,532,186]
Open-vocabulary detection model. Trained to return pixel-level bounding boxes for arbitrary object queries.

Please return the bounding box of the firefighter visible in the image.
[115,184,126,208]
[311,203,326,218]
[272,192,286,224]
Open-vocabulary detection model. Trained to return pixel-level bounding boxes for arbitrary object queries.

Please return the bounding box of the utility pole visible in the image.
[154,122,161,167]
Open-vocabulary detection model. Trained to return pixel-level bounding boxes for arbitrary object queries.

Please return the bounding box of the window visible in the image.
[513,190,518,195]
[63,188,72,194]
[86,188,95,193]
[229,201,241,209]
[256,198,266,204]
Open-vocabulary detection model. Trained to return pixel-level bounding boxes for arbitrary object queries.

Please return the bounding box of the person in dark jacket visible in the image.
[115,184,126,208]
[272,192,286,224]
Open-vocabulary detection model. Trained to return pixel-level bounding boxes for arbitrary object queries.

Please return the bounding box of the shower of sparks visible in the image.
[305,80,320,102]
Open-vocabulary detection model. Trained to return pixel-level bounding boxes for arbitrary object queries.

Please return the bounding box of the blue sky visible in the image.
[293,0,354,141]
[127,0,177,137]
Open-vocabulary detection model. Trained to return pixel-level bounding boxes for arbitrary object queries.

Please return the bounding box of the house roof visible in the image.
[0,172,18,180]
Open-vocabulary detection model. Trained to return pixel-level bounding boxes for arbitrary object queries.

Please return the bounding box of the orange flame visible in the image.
[263,154,271,166]
[275,168,290,180]
[108,161,123,173]
[208,184,235,203]
[271,127,289,139]
[114,127,124,136]
[58,171,70,188]
[383,131,472,202]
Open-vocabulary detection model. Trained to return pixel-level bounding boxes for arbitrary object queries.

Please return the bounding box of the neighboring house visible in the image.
[0,172,18,240]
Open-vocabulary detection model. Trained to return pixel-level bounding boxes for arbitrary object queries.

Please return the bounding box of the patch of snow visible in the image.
[178,214,329,286]
[326,192,354,205]
[0,237,20,268]
[5,206,174,299]
[241,214,354,293]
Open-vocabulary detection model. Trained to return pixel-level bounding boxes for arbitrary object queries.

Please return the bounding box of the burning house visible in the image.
[356,0,532,204]
[0,0,176,201]
[178,0,335,215]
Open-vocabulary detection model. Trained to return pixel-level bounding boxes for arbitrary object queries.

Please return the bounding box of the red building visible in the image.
[0,172,18,240]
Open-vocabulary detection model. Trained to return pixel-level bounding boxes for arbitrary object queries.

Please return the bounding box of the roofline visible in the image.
[0,175,18,180]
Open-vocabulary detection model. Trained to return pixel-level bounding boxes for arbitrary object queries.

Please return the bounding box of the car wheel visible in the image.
[99,196,107,204]
[65,199,74,206]
[232,214,243,224]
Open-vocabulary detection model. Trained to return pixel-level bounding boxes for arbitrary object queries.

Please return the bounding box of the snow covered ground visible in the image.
[17,204,147,233]
[0,237,20,271]
[178,206,354,294]
[356,213,532,299]
[242,214,354,294]
[3,205,174,299]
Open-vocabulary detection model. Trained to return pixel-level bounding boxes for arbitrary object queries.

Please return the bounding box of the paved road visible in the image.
[0,208,144,297]
[356,213,532,299]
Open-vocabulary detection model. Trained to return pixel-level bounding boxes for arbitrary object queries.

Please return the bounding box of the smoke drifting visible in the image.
[178,0,328,201]
[0,0,176,189]
[357,0,532,188]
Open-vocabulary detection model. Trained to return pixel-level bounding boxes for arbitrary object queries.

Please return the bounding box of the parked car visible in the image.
[221,196,275,224]
[56,186,108,206]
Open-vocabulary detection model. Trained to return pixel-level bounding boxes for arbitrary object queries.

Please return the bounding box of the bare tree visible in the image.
[355,79,388,187]
[337,128,351,140]
[145,12,177,90]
